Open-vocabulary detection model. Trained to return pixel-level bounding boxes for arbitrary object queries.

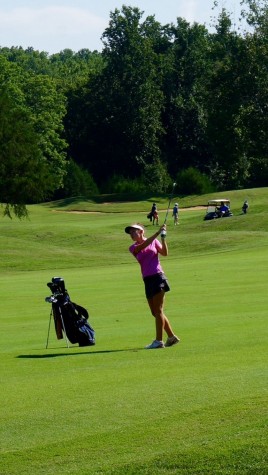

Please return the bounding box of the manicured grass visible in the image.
[0,188,268,474]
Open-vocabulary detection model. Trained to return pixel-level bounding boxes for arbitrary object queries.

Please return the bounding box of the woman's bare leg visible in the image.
[147,291,175,341]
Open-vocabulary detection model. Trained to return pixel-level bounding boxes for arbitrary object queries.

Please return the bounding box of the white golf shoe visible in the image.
[145,340,165,349]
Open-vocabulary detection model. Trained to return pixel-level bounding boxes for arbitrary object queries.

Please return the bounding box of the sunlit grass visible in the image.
[0,188,268,474]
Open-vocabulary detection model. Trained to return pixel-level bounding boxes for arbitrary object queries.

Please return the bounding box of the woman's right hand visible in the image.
[160,224,167,238]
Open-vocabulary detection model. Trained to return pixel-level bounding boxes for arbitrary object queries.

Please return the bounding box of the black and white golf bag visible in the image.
[45,277,95,347]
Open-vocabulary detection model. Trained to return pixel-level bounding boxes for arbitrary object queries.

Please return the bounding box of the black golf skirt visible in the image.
[143,273,170,299]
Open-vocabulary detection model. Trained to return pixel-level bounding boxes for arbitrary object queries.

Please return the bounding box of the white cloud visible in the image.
[0,6,107,52]
[178,0,198,24]
[0,1,246,53]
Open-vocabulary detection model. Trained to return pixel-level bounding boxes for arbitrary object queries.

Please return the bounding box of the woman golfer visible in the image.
[125,223,180,349]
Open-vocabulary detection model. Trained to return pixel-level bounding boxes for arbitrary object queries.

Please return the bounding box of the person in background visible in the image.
[147,202,157,222]
[218,201,229,216]
[125,222,180,349]
[242,200,249,214]
[172,203,179,225]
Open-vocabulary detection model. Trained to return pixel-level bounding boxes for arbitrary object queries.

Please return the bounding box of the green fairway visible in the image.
[1,189,268,474]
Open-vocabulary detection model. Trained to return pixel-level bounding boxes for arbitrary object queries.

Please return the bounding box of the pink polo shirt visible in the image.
[129,239,164,278]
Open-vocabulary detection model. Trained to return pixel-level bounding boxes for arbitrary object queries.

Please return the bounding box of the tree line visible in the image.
[0,0,267,217]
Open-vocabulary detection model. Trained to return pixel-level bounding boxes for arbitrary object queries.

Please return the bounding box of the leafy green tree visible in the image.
[239,0,268,186]
[203,10,251,189]
[143,159,172,193]
[0,46,51,75]
[54,159,99,199]
[205,3,268,189]
[23,73,67,184]
[0,54,67,216]
[63,52,105,176]
[161,19,211,177]
[176,167,214,195]
[241,0,267,33]
[103,174,147,194]
[69,6,167,188]
[1,1,267,196]
[0,89,55,217]
[50,49,104,93]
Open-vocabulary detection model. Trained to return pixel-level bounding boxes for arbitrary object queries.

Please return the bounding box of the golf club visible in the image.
[163,182,177,225]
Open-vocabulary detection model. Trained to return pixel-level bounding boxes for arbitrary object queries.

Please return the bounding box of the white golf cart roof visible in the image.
[206,199,230,214]
[207,199,230,205]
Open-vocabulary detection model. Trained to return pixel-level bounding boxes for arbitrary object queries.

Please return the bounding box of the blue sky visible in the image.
[0,1,243,54]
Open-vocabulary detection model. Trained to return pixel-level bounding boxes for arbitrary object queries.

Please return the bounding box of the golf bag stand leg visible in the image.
[58,306,70,349]
[46,308,53,349]
[45,307,70,349]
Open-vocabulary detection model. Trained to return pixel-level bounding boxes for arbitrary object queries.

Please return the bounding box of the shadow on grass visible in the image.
[16,347,143,358]
[43,192,166,208]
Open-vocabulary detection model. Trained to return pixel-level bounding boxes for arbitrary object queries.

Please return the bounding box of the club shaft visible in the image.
[163,183,176,224]
[164,198,172,224]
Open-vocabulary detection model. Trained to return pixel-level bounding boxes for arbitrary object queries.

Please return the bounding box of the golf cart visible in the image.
[204,199,233,221]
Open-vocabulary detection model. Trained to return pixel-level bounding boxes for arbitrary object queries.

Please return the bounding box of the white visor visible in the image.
[125,224,144,234]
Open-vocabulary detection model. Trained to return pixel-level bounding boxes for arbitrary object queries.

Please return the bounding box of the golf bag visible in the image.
[45,277,95,347]
[147,211,158,224]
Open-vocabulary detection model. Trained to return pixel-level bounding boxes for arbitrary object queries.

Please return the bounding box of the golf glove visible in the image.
[161,230,167,239]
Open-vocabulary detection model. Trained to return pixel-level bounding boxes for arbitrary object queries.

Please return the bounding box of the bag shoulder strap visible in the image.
[71,302,89,320]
